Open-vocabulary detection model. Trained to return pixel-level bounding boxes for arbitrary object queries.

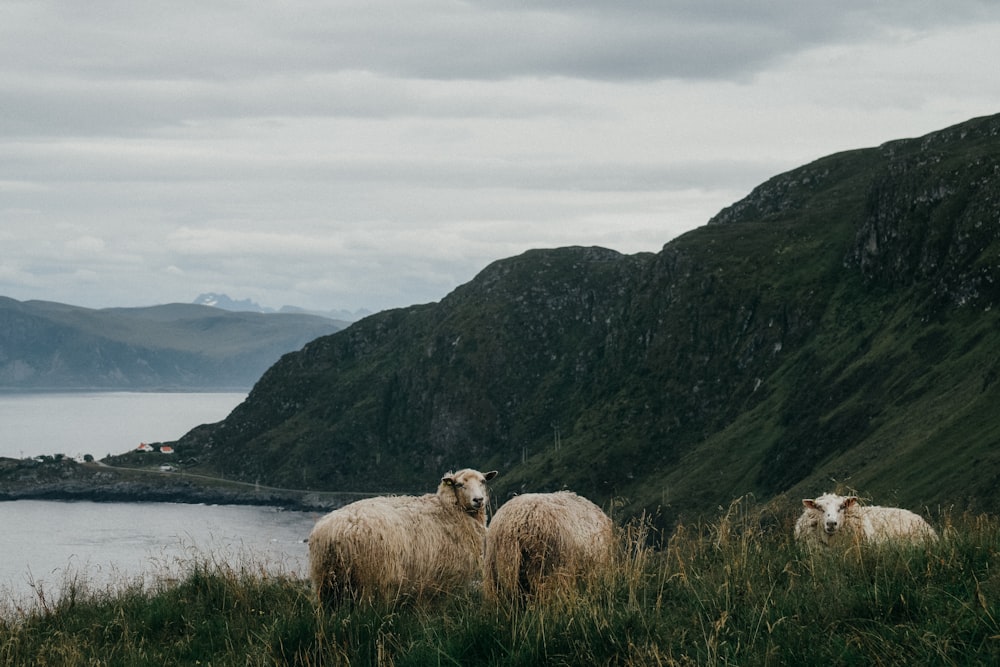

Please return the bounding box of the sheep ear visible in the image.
[802,499,817,509]
[441,476,455,486]
[844,496,858,508]
[484,470,498,481]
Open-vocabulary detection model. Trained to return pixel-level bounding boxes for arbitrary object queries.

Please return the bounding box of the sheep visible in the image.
[794,492,937,549]
[484,491,614,601]
[308,467,498,605]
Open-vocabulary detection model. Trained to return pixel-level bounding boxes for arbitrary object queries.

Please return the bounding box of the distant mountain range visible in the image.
[0,298,344,390]
[192,293,371,322]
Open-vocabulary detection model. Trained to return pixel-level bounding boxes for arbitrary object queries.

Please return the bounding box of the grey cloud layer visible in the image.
[2,0,998,312]
[6,1,994,81]
[2,0,995,138]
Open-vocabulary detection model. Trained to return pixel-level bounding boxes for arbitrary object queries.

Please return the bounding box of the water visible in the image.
[0,391,247,460]
[0,392,322,607]
[0,500,319,607]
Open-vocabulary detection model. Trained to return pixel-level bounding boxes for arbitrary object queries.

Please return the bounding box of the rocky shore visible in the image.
[0,456,361,512]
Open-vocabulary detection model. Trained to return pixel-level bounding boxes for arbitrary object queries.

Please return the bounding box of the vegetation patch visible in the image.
[3,498,998,666]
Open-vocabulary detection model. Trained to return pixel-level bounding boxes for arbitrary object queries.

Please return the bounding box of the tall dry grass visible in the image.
[2,498,998,665]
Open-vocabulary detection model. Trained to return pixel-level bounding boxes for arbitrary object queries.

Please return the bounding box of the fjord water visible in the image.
[0,392,320,605]
[0,500,318,606]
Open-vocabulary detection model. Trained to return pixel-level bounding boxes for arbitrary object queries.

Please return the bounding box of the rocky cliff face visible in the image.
[848,119,1000,309]
[179,247,654,493]
[173,113,1000,526]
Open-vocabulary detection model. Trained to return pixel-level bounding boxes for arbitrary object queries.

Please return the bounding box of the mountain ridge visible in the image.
[0,298,343,390]
[153,113,1000,526]
[193,292,370,322]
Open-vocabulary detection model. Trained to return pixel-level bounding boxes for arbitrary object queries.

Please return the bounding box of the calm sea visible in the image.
[0,500,319,608]
[0,392,322,607]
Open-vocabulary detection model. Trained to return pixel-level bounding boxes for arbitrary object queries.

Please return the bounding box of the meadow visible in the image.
[3,498,998,666]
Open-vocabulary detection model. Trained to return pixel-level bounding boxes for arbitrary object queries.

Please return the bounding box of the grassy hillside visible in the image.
[172,113,1000,527]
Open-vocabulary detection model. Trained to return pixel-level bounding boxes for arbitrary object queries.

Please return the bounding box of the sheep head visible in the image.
[803,493,857,538]
[439,468,498,522]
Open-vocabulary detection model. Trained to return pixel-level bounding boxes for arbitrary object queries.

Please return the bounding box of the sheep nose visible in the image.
[471,497,484,507]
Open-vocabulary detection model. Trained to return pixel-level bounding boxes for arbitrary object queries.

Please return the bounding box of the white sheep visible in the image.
[484,491,614,600]
[794,492,937,549]
[308,467,498,604]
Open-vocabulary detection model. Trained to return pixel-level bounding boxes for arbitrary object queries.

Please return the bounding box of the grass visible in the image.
[3,498,999,666]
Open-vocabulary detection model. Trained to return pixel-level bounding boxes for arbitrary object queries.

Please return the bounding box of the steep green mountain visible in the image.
[172,113,1000,526]
[0,300,342,389]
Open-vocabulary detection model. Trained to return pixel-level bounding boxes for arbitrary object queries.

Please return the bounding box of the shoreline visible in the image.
[0,457,367,513]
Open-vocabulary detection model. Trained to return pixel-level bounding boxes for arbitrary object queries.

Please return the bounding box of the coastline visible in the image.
[0,456,365,513]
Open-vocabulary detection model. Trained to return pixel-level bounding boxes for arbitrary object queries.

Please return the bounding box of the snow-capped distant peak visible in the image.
[193,293,267,313]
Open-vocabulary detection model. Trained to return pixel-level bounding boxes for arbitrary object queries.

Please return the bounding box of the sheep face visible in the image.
[803,494,857,537]
[440,468,498,516]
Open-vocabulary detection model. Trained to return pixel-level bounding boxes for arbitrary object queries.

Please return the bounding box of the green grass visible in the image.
[4,499,999,666]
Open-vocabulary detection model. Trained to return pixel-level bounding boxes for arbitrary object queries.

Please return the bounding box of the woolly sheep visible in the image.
[308,467,498,604]
[794,492,937,548]
[484,491,614,600]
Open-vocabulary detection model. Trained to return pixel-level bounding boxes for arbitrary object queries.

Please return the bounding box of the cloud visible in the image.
[1,1,999,313]
[64,236,107,256]
[6,2,996,97]
[167,227,346,257]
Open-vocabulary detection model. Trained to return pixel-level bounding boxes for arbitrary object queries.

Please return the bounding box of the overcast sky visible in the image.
[2,1,999,314]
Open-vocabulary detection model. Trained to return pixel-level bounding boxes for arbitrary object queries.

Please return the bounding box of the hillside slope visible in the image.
[171,113,1000,525]
[0,300,342,389]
